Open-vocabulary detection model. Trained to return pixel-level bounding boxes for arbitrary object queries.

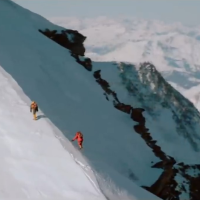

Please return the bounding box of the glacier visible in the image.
[0,1,200,200]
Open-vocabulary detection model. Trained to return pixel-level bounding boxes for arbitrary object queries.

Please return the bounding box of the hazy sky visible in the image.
[12,0,200,26]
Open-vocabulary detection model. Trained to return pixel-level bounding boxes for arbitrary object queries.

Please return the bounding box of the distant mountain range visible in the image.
[49,16,200,110]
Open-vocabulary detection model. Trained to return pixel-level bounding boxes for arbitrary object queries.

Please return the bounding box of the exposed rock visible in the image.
[114,103,132,114]
[131,108,145,124]
[93,70,120,103]
[189,176,200,200]
[72,54,92,71]
[93,70,101,79]
[152,159,176,169]
[134,124,148,133]
[147,168,180,200]
[39,29,86,56]
[177,162,184,167]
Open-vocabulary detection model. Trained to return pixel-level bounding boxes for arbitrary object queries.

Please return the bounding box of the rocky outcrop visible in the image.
[177,164,200,200]
[39,29,93,70]
[131,108,145,124]
[39,29,86,56]
[93,70,120,103]
[115,103,132,114]
[71,54,92,71]
[134,122,180,199]
[145,168,180,199]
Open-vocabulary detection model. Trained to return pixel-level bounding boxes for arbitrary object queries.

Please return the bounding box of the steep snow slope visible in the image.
[0,65,105,200]
[50,16,200,111]
[38,25,200,199]
[0,1,161,200]
[34,23,200,200]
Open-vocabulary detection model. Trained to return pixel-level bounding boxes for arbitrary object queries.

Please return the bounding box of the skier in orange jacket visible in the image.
[71,131,83,149]
[30,101,38,120]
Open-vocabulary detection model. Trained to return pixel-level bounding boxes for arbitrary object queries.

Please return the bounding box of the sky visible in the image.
[12,0,200,26]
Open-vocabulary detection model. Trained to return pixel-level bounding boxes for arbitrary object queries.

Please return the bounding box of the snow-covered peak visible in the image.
[91,60,200,199]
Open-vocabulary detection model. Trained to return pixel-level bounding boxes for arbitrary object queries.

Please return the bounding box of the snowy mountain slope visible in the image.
[39,25,200,200]
[0,1,161,200]
[50,16,200,111]
[88,61,200,200]
[2,1,200,200]
[0,65,105,200]
[39,28,200,200]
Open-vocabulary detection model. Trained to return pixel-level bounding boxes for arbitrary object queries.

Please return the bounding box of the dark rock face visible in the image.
[115,103,132,114]
[93,70,120,103]
[71,54,92,71]
[39,29,86,56]
[39,28,200,200]
[38,29,92,70]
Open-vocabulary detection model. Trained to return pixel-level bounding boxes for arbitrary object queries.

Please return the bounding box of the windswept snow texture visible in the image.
[50,16,200,111]
[0,1,161,200]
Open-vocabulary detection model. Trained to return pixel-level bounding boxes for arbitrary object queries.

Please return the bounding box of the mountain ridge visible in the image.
[49,16,200,111]
[1,1,200,199]
[39,24,200,200]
